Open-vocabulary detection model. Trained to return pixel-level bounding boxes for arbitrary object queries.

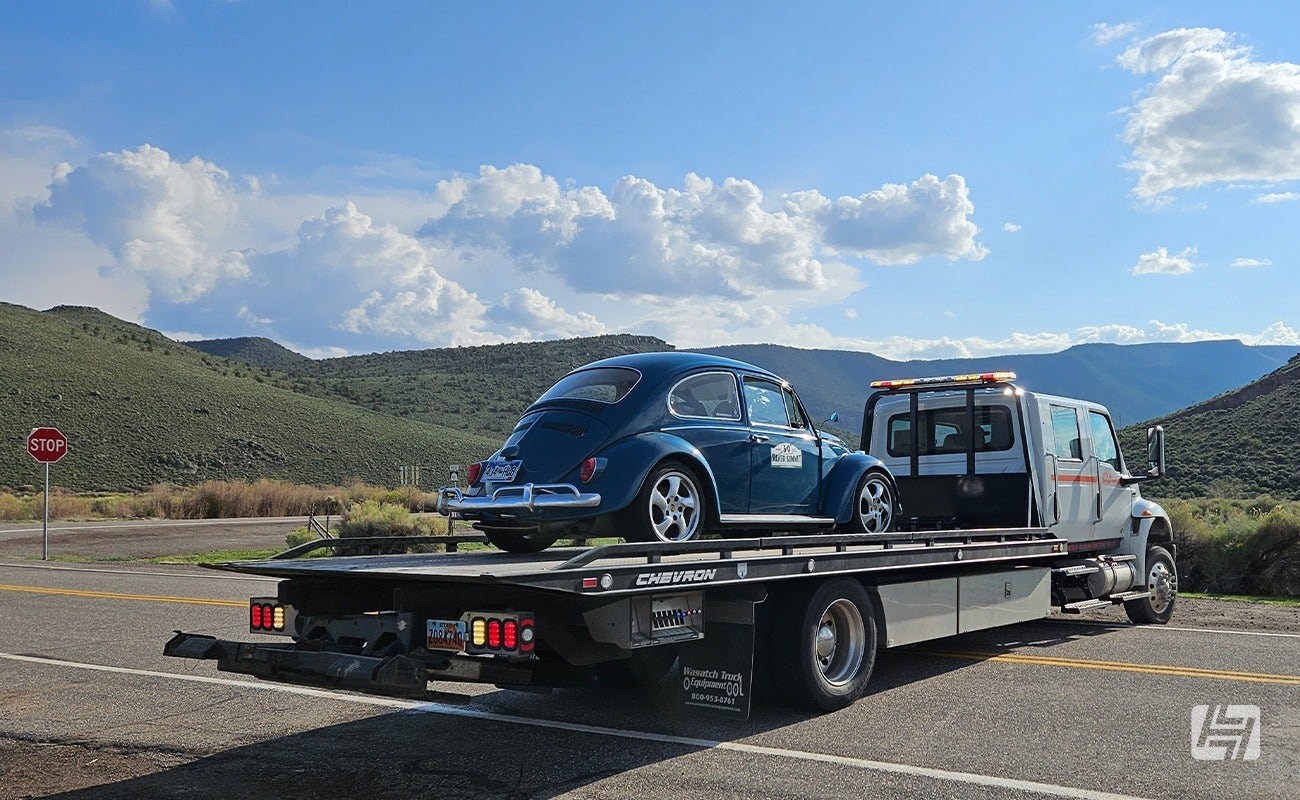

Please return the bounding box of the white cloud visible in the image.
[1131,246,1197,275]
[1003,222,1021,233]
[33,144,250,302]
[1116,28,1300,198]
[489,287,608,340]
[1232,257,1272,267]
[1254,191,1299,203]
[418,166,985,300]
[1091,22,1137,47]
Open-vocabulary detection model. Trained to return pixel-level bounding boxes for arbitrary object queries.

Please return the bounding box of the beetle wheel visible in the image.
[627,463,707,543]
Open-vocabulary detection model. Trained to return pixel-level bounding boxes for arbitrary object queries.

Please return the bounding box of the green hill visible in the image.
[0,304,498,492]
[281,334,673,441]
[185,336,310,369]
[1120,354,1300,500]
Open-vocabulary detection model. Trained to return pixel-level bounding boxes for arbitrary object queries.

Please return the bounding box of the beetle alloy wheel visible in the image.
[856,473,895,533]
[648,469,701,542]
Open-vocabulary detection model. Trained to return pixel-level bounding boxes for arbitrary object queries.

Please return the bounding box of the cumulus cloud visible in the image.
[419,166,985,299]
[1116,28,1300,198]
[1091,22,1137,47]
[33,144,249,301]
[1232,257,1272,267]
[1131,246,1197,275]
[1254,191,1298,203]
[488,287,608,340]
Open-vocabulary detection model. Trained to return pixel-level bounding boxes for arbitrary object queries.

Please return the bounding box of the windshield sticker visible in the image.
[771,442,803,469]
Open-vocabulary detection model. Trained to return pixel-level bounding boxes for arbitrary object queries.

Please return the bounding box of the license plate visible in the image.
[482,459,521,482]
[426,619,467,651]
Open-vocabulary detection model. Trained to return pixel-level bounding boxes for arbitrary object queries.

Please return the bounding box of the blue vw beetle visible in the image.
[437,352,899,552]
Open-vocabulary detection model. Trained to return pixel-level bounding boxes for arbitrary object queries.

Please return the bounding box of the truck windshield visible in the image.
[537,367,641,404]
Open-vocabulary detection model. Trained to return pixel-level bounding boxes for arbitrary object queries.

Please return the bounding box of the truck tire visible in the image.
[1124,545,1178,624]
[840,470,896,533]
[483,528,561,553]
[772,578,877,711]
[624,462,708,543]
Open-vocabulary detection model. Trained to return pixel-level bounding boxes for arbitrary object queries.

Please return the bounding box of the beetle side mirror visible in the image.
[821,412,840,425]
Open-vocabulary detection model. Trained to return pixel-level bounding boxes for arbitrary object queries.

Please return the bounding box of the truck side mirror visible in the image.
[1145,425,1165,479]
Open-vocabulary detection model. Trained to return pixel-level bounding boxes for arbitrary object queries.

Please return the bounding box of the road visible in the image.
[0,517,304,560]
[1,556,1297,800]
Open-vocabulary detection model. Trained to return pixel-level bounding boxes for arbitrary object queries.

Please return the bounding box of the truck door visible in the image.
[743,377,820,515]
[1087,409,1133,544]
[1042,402,1093,542]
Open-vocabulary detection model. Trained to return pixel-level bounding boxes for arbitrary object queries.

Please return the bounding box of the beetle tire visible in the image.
[482,528,561,553]
[839,470,897,533]
[771,578,877,711]
[1124,545,1178,624]
[624,461,709,543]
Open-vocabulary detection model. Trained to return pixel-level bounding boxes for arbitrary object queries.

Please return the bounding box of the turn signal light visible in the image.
[248,599,288,633]
[464,612,535,655]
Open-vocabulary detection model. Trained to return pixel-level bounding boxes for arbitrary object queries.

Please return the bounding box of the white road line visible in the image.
[0,561,277,582]
[0,651,1152,800]
[1157,625,1300,640]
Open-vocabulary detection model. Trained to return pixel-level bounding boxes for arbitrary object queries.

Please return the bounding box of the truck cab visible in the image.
[862,372,1176,622]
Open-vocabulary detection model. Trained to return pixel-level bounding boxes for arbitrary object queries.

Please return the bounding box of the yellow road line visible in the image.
[922,649,1300,686]
[0,583,245,608]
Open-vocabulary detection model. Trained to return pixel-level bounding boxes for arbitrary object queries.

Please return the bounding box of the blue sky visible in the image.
[2,1,1297,358]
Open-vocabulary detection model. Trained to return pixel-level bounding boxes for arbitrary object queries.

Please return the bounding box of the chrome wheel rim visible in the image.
[814,599,866,686]
[1148,558,1177,614]
[857,475,893,532]
[649,470,701,542]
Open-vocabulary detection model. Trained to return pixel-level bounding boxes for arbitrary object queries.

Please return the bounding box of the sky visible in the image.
[1,2,1298,360]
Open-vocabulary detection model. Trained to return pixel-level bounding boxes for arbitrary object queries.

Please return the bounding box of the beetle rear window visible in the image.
[537,367,640,404]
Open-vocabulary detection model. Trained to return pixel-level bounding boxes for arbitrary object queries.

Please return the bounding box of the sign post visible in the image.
[27,427,68,560]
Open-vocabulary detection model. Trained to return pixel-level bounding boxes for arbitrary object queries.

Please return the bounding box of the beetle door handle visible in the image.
[750,433,770,443]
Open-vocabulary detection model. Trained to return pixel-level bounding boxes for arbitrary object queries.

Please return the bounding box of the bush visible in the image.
[1168,496,1300,597]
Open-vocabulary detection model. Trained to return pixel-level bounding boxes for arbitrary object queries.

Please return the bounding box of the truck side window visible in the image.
[1049,405,1083,460]
[1088,411,1121,471]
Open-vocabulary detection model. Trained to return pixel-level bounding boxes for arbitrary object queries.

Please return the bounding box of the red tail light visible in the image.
[487,619,502,649]
[250,604,263,629]
[503,619,518,650]
[466,461,483,485]
[579,458,597,483]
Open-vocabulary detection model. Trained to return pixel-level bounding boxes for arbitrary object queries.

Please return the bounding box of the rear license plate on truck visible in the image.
[426,619,467,651]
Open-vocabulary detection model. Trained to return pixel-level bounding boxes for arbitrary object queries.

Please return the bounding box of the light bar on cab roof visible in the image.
[870,371,1017,389]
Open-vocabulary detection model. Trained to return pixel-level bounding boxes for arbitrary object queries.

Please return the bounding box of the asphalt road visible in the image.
[1,555,1297,800]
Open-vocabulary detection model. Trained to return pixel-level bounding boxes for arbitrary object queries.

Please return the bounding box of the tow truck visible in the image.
[165,372,1175,716]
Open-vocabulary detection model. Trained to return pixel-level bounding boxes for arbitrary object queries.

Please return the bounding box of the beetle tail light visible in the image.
[466,461,484,486]
[579,457,597,483]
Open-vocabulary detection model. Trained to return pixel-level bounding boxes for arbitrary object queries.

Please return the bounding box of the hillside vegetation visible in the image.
[1120,354,1300,500]
[0,304,498,491]
[186,336,310,369]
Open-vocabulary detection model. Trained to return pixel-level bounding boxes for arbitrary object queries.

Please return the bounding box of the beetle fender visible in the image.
[590,432,720,516]
[824,453,896,525]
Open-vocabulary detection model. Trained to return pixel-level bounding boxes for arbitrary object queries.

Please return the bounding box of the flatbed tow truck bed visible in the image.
[167,528,1071,715]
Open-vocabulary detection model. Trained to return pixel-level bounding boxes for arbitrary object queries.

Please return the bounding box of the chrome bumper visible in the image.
[436,483,601,515]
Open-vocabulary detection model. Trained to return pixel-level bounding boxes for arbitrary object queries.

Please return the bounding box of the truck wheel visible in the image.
[483,528,560,553]
[774,578,877,712]
[1124,545,1178,624]
[842,471,896,533]
[625,462,708,543]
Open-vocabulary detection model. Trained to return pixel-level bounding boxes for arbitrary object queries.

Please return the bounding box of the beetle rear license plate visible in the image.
[482,459,521,482]
[427,619,467,651]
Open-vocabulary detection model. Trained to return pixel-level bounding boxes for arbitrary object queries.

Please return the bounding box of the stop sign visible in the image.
[27,427,68,464]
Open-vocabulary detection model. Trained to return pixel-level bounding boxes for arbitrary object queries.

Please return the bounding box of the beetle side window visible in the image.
[669,373,741,420]
[744,379,792,427]
[1089,410,1121,471]
[782,387,808,429]
[1050,405,1083,460]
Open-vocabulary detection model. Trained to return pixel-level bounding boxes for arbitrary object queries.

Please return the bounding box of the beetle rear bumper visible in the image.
[436,483,602,515]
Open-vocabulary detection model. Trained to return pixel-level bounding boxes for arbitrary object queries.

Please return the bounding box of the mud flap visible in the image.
[675,591,761,718]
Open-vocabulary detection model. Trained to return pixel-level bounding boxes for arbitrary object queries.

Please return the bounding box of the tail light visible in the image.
[466,461,484,485]
[464,611,535,656]
[248,597,293,634]
[579,457,597,483]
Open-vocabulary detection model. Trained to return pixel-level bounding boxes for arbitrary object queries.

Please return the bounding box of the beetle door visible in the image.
[743,378,820,515]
